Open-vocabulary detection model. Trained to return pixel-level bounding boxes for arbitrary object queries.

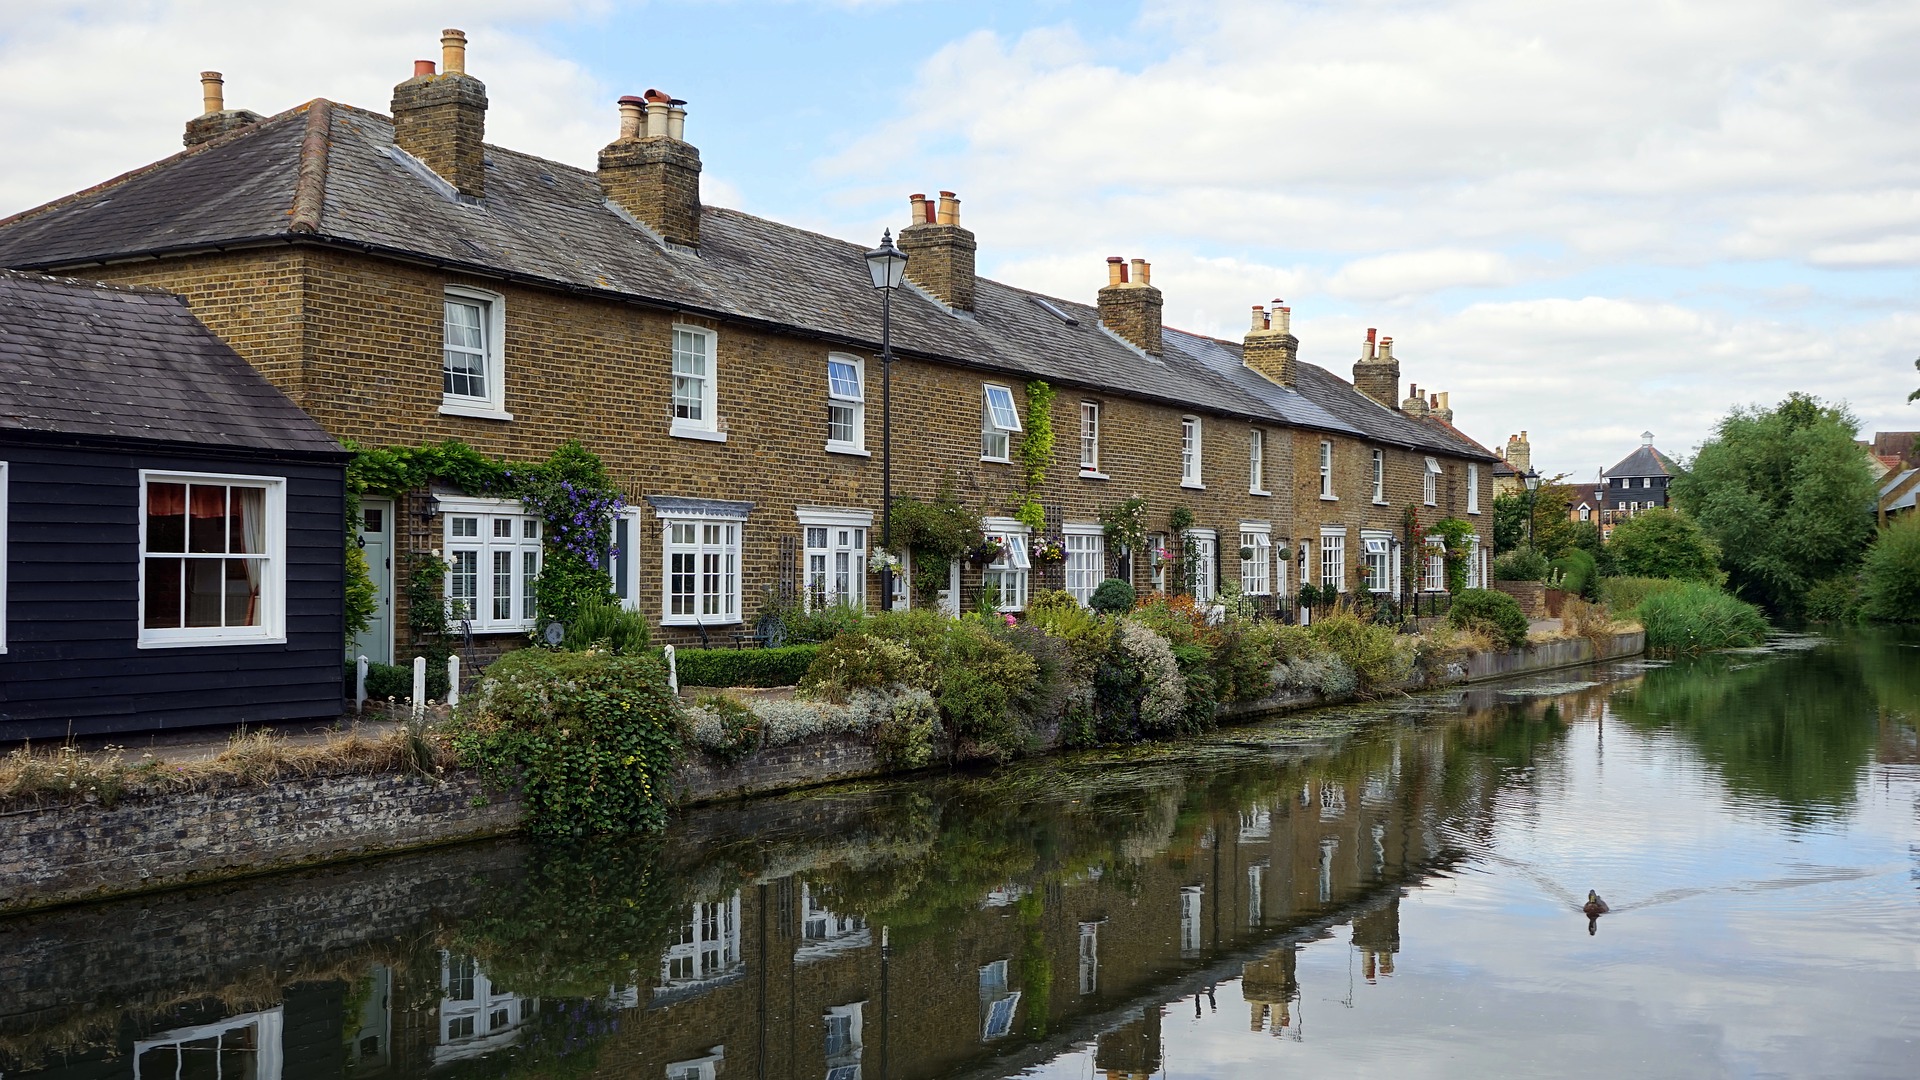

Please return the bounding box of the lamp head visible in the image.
[865,229,908,290]
[1523,468,1542,492]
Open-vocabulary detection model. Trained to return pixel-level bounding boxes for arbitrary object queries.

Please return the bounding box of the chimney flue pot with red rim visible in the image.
[899,187,977,309]
[391,28,489,197]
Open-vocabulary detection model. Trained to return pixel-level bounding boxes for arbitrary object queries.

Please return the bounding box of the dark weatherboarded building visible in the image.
[0,270,348,739]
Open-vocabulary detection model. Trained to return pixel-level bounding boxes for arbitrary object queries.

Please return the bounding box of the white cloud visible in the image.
[1328,249,1517,302]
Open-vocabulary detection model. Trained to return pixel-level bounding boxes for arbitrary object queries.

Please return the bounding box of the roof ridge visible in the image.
[0,101,318,231]
[289,99,334,233]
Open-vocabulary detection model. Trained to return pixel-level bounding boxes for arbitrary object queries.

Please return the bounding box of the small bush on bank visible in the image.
[1448,588,1530,649]
[799,635,932,702]
[873,691,941,770]
[449,648,681,836]
[1089,578,1136,615]
[1551,549,1598,599]
[1306,610,1413,694]
[936,619,1042,760]
[1635,582,1769,654]
[1860,514,1920,622]
[1804,574,1864,624]
[1492,547,1550,583]
[1560,596,1619,647]
[561,601,652,655]
[1277,653,1358,698]
[675,645,822,688]
[1130,592,1215,648]
[1601,576,1686,615]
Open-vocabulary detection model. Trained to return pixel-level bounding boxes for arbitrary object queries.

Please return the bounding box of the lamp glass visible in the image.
[1524,469,1541,492]
[865,230,908,291]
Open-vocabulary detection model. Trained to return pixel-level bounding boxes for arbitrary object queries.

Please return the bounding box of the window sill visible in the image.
[1423,501,1437,508]
[139,632,287,650]
[1320,494,1339,502]
[460,624,538,635]
[1078,469,1109,480]
[661,616,743,627]
[825,443,871,458]
[671,425,728,443]
[439,401,513,422]
[1250,489,1272,497]
[980,455,1013,464]
[1180,481,1206,491]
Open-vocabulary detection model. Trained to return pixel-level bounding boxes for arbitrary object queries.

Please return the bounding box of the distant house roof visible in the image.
[1880,469,1917,514]
[0,269,343,457]
[1603,445,1676,479]
[0,100,1494,462]
[1872,431,1917,467]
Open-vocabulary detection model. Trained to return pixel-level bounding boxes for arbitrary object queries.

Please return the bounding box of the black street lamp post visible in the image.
[1523,466,1542,549]
[864,230,908,611]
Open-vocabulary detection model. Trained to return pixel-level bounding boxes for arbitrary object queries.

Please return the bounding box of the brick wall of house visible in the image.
[85,245,1490,649]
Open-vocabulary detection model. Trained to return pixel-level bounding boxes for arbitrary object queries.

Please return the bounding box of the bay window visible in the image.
[139,471,285,647]
[441,496,542,632]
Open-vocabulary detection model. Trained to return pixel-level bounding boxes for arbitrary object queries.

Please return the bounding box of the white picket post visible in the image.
[411,655,426,720]
[663,644,678,693]
[447,655,461,708]
[355,655,369,715]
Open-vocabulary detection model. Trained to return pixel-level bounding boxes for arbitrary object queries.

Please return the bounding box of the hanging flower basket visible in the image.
[1030,534,1066,565]
[868,550,902,574]
[965,538,1004,567]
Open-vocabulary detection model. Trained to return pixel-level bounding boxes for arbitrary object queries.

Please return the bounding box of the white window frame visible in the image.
[1149,530,1169,593]
[1362,532,1394,594]
[981,517,1030,612]
[440,285,511,420]
[981,384,1021,462]
[1064,524,1104,605]
[1079,401,1102,476]
[1371,448,1386,503]
[1184,528,1218,603]
[798,507,872,612]
[825,353,868,456]
[1422,535,1446,592]
[1423,456,1441,506]
[137,470,287,649]
[1319,440,1336,500]
[1240,522,1271,597]
[660,510,745,626]
[610,506,644,612]
[441,495,543,634]
[1180,416,1204,489]
[1319,527,1346,592]
[1249,428,1270,495]
[1467,463,1481,514]
[1468,535,1486,589]
[670,324,725,442]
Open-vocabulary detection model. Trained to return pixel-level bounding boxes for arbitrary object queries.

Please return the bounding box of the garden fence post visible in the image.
[355,655,368,715]
[664,644,678,694]
[447,655,460,709]
[411,656,426,720]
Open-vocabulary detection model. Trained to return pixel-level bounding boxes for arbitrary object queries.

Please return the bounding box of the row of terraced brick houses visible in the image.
[0,29,1497,676]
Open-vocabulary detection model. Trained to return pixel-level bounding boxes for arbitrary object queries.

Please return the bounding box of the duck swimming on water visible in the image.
[1583,890,1610,917]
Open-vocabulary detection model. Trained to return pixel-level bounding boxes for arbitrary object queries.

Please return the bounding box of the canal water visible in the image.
[4,631,1916,1079]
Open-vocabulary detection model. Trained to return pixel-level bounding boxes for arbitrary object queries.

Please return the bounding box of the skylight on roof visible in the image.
[1031,296,1079,327]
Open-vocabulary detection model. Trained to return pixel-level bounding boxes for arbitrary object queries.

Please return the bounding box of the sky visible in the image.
[2,0,1917,475]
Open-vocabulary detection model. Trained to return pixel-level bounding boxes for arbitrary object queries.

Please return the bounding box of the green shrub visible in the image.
[1601,575,1686,615]
[561,600,652,655]
[936,620,1041,760]
[1171,642,1219,734]
[688,693,761,763]
[862,608,952,664]
[1448,588,1530,649]
[1550,549,1597,600]
[874,691,941,770]
[1306,610,1413,694]
[800,633,933,702]
[1804,574,1864,624]
[353,658,449,702]
[449,648,681,837]
[1607,507,1724,583]
[1276,653,1358,698]
[1116,618,1186,736]
[1492,546,1550,582]
[781,601,867,644]
[1089,578,1136,615]
[1635,582,1769,654]
[1025,591,1114,668]
[674,645,822,687]
[1861,515,1920,622]
[1211,621,1282,702]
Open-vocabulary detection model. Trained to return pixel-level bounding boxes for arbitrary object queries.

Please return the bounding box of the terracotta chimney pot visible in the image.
[936,191,959,225]
[1107,256,1126,285]
[199,71,224,116]
[1129,258,1148,286]
[440,29,467,75]
[908,193,927,224]
[617,96,645,139]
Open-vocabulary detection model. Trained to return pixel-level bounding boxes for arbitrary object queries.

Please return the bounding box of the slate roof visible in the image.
[0,269,343,457]
[1880,469,1917,514]
[0,100,1493,461]
[1603,445,1676,479]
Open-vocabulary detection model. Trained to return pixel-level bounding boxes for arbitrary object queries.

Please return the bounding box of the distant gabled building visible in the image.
[1599,432,1677,530]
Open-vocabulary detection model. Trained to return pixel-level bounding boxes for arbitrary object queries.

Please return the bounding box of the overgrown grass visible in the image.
[0,722,452,811]
[1600,575,1688,615]
[1634,582,1769,655]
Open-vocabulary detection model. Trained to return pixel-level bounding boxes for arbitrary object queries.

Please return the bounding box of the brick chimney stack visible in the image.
[1401,377,1430,417]
[898,191,976,310]
[391,30,489,198]
[183,71,263,147]
[1352,327,1399,408]
[1505,431,1532,472]
[1098,256,1163,355]
[1433,391,1454,422]
[1242,298,1298,388]
[598,89,704,247]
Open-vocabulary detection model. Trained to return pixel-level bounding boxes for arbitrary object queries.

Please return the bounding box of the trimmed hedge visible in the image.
[1447,588,1530,649]
[674,645,822,687]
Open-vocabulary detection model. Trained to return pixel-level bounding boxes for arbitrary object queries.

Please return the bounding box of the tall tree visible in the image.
[1607,507,1721,582]
[1670,393,1878,616]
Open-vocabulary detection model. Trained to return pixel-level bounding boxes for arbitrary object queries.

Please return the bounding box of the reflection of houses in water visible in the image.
[1079,920,1104,995]
[1244,943,1301,1036]
[433,953,537,1064]
[133,1007,284,1079]
[1353,897,1402,983]
[1094,1005,1163,1079]
[824,1000,866,1080]
[666,1045,726,1080]
[979,959,1022,1040]
[800,883,871,962]
[344,964,392,1074]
